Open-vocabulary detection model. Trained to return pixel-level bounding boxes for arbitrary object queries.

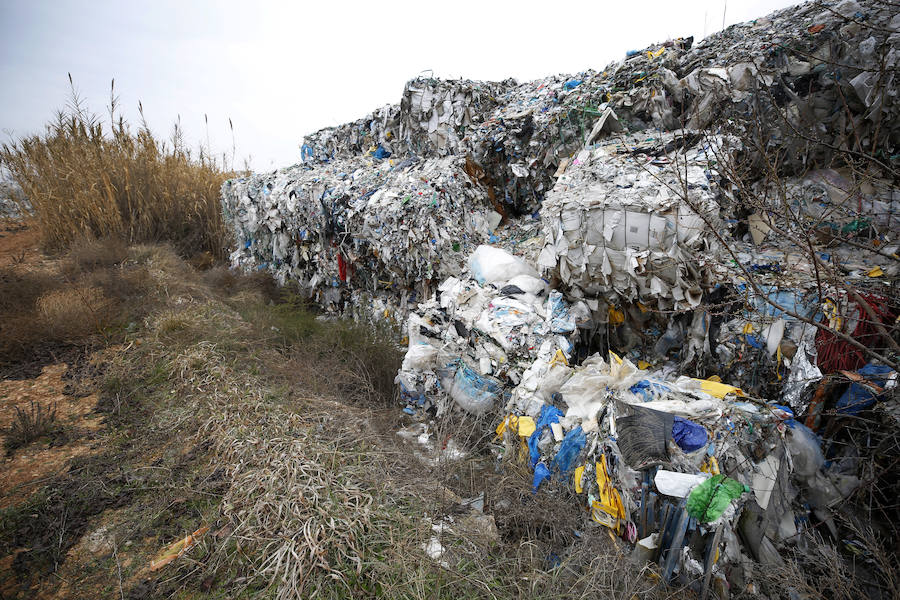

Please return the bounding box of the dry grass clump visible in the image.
[3,401,61,455]
[36,286,114,340]
[60,236,128,278]
[0,265,62,367]
[0,79,230,258]
[0,243,162,371]
[203,265,283,303]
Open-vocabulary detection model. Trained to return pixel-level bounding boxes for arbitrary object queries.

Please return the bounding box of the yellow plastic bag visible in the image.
[608,306,625,326]
[549,349,569,367]
[517,416,536,437]
[574,465,585,493]
[495,414,517,438]
[695,379,744,399]
[591,455,625,532]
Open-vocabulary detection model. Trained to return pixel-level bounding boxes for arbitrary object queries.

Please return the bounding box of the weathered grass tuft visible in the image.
[4,401,60,455]
[36,285,114,340]
[60,236,128,278]
[0,78,230,258]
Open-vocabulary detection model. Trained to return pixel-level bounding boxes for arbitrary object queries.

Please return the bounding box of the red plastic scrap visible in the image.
[337,253,348,282]
[815,293,897,373]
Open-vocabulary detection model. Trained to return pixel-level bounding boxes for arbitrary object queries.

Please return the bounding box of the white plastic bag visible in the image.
[468,245,539,286]
[654,470,710,498]
[402,343,438,371]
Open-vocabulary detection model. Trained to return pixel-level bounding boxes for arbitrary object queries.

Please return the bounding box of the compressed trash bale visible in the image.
[537,132,724,310]
[221,154,504,323]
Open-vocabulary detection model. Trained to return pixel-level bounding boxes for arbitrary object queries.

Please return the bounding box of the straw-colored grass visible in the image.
[0,78,229,258]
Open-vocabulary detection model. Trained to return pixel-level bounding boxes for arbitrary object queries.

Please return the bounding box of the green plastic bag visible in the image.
[686,474,748,522]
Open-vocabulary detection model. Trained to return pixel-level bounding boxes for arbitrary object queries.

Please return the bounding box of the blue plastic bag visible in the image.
[672,416,708,452]
[533,462,551,493]
[629,379,671,402]
[551,426,585,474]
[528,405,563,466]
[373,144,392,160]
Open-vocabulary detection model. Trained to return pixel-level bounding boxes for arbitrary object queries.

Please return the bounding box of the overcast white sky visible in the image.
[1,0,797,171]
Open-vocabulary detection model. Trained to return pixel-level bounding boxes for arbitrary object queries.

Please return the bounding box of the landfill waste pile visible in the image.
[223,0,899,596]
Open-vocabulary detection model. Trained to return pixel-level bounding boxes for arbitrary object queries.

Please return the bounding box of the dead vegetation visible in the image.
[0,78,230,259]
[0,240,690,599]
[0,238,162,376]
[3,400,60,456]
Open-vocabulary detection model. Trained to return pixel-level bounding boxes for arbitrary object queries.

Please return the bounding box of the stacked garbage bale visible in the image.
[222,154,505,319]
[537,131,724,313]
[301,104,403,162]
[301,77,513,163]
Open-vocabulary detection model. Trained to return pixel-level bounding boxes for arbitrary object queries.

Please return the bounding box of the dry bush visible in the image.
[60,236,128,278]
[0,244,160,370]
[0,78,230,258]
[277,319,403,406]
[0,265,60,365]
[203,265,282,303]
[0,265,59,312]
[36,286,114,340]
[752,524,900,600]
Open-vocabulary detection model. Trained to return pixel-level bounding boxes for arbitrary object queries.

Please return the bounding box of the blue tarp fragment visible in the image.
[528,405,563,466]
[533,462,551,493]
[837,364,894,415]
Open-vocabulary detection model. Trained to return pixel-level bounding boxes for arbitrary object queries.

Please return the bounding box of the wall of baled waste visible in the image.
[222,0,899,594]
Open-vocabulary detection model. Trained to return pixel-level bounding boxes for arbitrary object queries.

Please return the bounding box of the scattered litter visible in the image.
[149,526,209,571]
